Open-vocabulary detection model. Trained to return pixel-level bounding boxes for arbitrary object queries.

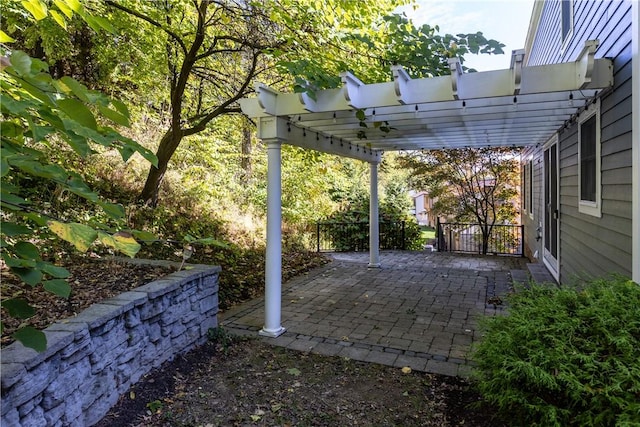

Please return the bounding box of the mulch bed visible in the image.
[1,257,177,347]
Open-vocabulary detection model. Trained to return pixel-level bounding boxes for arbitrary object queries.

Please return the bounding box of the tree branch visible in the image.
[104,0,188,55]
[182,51,259,136]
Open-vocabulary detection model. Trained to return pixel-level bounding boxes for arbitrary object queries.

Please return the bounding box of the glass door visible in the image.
[543,137,560,280]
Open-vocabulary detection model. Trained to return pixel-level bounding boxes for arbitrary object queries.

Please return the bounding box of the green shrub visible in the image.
[472,276,640,427]
[322,192,423,251]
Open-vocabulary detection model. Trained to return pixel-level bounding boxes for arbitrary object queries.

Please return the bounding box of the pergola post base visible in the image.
[259,327,287,338]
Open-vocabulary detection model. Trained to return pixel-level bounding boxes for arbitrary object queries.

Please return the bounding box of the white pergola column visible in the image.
[260,139,286,337]
[369,161,381,268]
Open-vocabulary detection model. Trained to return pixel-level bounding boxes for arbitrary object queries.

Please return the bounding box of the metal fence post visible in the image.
[316,223,320,252]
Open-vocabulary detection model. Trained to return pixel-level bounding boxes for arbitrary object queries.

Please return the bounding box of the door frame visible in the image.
[543,134,560,281]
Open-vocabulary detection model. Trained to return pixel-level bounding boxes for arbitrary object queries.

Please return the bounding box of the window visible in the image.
[522,160,534,218]
[561,0,573,43]
[578,99,601,217]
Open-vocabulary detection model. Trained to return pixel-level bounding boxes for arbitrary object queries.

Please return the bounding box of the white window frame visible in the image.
[561,0,574,53]
[578,98,602,217]
[527,159,534,219]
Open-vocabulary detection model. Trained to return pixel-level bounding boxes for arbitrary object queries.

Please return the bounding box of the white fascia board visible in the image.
[519,59,612,93]
[457,69,515,99]
[393,67,455,104]
[256,116,381,162]
[346,82,399,110]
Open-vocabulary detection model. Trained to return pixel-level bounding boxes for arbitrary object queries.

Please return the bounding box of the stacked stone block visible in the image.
[1,264,220,427]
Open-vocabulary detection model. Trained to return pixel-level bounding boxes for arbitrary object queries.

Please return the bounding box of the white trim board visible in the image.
[632,0,639,283]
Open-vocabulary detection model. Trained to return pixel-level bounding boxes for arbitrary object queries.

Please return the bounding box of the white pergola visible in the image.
[239,40,614,337]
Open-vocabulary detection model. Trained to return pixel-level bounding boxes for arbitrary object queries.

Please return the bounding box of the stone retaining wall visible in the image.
[1,263,220,427]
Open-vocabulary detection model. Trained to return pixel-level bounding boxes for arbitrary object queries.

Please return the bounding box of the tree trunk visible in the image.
[481,224,489,255]
[139,129,183,206]
[240,117,252,182]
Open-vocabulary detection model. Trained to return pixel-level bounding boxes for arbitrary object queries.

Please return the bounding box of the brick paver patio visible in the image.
[221,251,527,377]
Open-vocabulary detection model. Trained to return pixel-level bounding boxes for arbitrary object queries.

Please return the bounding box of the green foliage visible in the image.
[377,14,505,76]
[1,6,156,350]
[12,326,46,352]
[279,9,505,92]
[146,400,164,413]
[6,0,504,205]
[323,177,422,251]
[213,247,266,309]
[207,326,246,353]
[472,276,640,426]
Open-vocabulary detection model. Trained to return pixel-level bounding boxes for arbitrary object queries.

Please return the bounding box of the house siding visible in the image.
[524,0,633,282]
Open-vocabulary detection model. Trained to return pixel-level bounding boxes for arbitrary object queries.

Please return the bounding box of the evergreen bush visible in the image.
[322,187,423,252]
[472,276,640,426]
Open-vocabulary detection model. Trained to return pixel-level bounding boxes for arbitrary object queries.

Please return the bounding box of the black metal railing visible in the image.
[436,219,524,256]
[315,221,406,252]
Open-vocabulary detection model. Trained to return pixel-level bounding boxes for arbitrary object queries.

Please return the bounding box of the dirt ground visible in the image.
[96,334,504,427]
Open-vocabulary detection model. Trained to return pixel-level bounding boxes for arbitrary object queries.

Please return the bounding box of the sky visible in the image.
[397,0,535,71]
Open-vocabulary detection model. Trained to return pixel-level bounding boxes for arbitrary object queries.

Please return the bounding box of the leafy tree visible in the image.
[8,0,502,206]
[1,0,157,351]
[4,0,505,207]
[283,11,505,96]
[96,0,286,205]
[400,148,520,254]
